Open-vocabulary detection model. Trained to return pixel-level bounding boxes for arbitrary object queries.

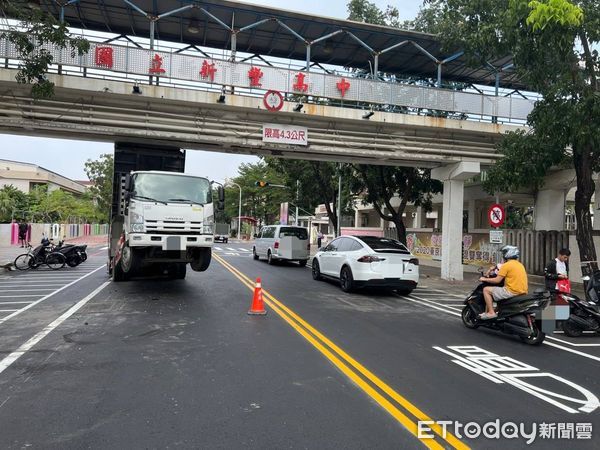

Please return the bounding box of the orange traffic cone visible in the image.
[248,277,267,315]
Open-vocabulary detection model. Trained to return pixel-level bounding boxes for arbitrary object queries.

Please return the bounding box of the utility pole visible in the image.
[295,179,300,226]
[229,181,242,240]
[337,164,342,237]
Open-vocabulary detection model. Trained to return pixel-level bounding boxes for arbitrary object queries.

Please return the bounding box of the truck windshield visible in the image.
[132,173,211,204]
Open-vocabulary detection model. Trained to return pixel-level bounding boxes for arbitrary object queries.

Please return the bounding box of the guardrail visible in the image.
[0,36,535,123]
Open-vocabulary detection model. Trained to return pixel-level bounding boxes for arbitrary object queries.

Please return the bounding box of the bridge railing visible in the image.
[0,35,534,123]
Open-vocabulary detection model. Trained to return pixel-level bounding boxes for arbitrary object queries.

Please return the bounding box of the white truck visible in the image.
[108,143,224,281]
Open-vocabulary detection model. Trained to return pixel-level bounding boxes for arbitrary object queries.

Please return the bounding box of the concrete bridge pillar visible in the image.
[414,206,427,228]
[594,177,600,231]
[432,162,480,281]
[535,189,566,231]
[467,200,476,232]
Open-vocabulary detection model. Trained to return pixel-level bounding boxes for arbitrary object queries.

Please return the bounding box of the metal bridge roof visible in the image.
[39,0,523,90]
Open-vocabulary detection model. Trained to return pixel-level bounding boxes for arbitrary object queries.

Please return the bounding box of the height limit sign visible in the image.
[488,203,505,228]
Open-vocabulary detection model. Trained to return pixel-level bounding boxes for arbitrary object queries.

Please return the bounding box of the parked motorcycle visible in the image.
[559,271,600,337]
[461,274,551,345]
[53,240,88,267]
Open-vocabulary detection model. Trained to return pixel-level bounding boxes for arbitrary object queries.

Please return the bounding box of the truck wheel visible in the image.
[120,243,139,275]
[191,248,211,272]
[113,259,129,282]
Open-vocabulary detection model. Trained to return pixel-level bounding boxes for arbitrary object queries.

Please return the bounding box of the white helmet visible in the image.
[501,245,520,260]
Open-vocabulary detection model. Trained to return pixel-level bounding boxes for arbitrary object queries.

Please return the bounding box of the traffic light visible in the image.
[255,180,270,187]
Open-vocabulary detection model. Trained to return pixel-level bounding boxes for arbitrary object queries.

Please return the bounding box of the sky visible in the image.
[0,0,423,183]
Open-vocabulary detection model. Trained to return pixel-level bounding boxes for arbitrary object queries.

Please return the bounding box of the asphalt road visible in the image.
[0,242,598,449]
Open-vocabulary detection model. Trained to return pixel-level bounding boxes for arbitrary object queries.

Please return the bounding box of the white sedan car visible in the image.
[312,235,419,294]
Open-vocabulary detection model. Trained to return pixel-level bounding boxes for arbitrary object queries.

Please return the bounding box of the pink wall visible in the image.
[341,227,384,237]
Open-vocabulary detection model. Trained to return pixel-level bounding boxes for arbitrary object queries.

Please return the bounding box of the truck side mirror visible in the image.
[124,173,132,191]
[218,201,225,211]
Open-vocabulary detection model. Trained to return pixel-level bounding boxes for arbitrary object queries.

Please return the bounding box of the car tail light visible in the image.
[357,255,386,263]
[408,258,419,266]
[274,241,279,249]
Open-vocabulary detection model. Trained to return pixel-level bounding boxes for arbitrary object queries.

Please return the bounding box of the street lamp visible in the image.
[227,180,242,241]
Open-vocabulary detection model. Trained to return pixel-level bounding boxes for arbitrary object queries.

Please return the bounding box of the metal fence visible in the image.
[504,230,569,275]
[0,36,534,122]
[383,228,568,275]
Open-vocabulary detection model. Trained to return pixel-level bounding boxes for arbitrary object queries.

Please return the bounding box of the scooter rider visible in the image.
[478,245,528,320]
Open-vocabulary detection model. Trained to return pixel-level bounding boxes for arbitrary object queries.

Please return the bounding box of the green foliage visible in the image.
[224,161,289,226]
[0,183,103,223]
[265,158,354,232]
[0,185,28,222]
[0,1,90,98]
[526,0,583,30]
[84,153,113,221]
[350,165,443,243]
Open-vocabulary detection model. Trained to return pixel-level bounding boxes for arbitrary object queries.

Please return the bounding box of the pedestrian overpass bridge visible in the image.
[0,0,538,281]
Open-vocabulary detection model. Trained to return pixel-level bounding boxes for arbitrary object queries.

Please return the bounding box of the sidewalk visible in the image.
[0,244,27,265]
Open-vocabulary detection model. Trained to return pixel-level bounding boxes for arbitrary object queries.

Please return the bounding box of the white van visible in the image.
[253,225,310,266]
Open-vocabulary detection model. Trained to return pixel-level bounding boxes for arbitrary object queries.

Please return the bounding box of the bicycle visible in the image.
[14,242,66,270]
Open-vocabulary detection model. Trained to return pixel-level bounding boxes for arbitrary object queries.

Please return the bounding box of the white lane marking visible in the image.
[0,289,56,292]
[0,295,44,298]
[0,301,35,304]
[546,336,600,347]
[0,281,110,376]
[237,248,250,252]
[226,247,237,251]
[400,295,462,317]
[100,246,108,250]
[0,283,66,286]
[0,265,105,325]
[1,276,83,280]
[406,294,463,312]
[435,345,600,414]
[411,293,466,299]
[214,247,223,251]
[544,341,600,363]
[0,309,18,312]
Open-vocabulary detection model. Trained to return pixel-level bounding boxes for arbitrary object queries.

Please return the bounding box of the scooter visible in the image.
[53,240,88,267]
[461,273,551,345]
[558,271,600,337]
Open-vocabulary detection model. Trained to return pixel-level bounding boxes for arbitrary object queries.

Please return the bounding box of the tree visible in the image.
[264,158,353,233]
[426,0,599,266]
[84,153,114,221]
[225,161,289,227]
[0,1,89,98]
[0,185,28,222]
[350,165,442,244]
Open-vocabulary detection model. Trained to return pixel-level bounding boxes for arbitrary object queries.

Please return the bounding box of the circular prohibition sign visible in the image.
[488,203,505,228]
[263,90,284,111]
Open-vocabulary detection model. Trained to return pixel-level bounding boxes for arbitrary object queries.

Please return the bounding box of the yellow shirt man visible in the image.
[498,259,528,295]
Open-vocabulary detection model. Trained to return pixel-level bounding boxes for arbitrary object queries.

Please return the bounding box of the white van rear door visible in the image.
[279,236,309,259]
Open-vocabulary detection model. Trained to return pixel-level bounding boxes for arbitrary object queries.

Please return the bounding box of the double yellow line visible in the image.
[214,254,468,450]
